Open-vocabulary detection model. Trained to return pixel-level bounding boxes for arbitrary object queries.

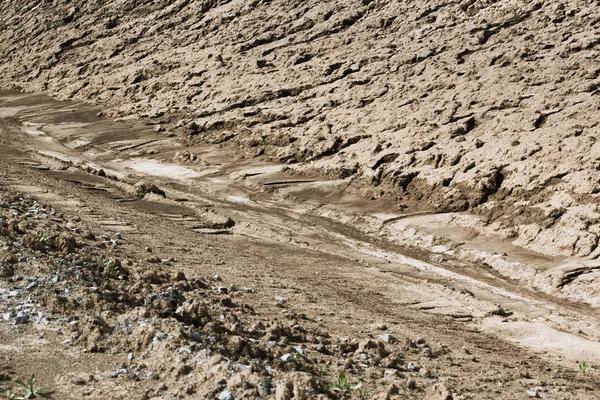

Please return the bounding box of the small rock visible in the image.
[274,296,287,303]
[128,353,134,361]
[14,312,29,325]
[114,232,122,240]
[407,362,417,371]
[213,274,222,281]
[197,280,210,289]
[218,390,233,400]
[378,333,396,343]
[217,287,229,294]
[153,332,167,346]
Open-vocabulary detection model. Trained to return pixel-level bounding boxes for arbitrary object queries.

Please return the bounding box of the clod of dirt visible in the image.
[133,181,166,199]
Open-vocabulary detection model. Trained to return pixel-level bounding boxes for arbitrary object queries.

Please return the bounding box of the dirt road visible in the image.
[1,93,599,398]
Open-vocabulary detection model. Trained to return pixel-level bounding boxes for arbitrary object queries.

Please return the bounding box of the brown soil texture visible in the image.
[2,1,600,399]
[0,120,598,398]
[2,1,600,258]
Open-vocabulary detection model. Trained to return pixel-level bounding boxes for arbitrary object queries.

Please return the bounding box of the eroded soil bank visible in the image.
[3,0,600,261]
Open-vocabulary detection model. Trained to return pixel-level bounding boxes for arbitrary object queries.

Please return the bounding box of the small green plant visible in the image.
[579,361,589,373]
[34,232,51,246]
[358,389,373,399]
[6,375,44,399]
[99,257,116,272]
[326,370,362,395]
[318,365,331,376]
[293,352,306,368]
[98,257,127,278]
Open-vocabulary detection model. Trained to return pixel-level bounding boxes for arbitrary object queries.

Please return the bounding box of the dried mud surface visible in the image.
[0,89,599,399]
[2,1,600,399]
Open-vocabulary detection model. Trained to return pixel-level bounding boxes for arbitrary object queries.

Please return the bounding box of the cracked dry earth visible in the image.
[1,0,600,399]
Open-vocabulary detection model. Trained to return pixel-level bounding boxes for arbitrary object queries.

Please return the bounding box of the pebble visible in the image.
[213,274,222,281]
[128,353,134,361]
[274,296,287,303]
[378,333,396,344]
[218,390,233,400]
[114,232,122,240]
[153,332,167,346]
[14,312,29,325]
[197,280,210,289]
[407,362,417,371]
[217,287,229,294]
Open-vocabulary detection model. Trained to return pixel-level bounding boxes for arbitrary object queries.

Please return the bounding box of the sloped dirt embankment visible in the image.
[2,1,600,257]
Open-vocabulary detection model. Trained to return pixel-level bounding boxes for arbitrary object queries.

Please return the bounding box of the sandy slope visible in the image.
[3,1,600,260]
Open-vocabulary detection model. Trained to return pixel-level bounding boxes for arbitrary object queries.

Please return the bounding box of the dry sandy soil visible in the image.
[1,1,600,399]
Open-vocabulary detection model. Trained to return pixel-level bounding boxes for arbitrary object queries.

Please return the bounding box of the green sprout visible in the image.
[98,257,127,279]
[326,370,362,395]
[579,361,589,373]
[13,375,43,399]
[34,232,51,246]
